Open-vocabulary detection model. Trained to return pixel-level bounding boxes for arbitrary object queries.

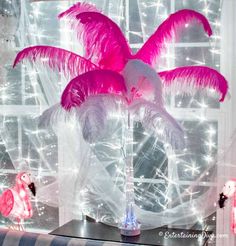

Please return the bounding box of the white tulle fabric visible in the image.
[35,94,219,229]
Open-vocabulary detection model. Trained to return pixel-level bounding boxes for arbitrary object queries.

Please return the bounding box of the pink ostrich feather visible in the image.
[13,45,98,78]
[58,2,99,19]
[61,70,127,110]
[134,9,212,66]
[159,66,228,102]
[74,12,132,71]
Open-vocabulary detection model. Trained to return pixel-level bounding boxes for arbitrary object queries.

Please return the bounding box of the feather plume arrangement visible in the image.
[13,2,228,149]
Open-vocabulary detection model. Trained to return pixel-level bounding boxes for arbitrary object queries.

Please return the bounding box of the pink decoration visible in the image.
[61,70,127,110]
[134,9,212,66]
[159,66,228,102]
[219,179,236,234]
[0,172,36,230]
[13,3,229,147]
[13,45,98,79]
[75,12,132,71]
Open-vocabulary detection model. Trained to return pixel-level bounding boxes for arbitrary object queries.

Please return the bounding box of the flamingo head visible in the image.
[218,180,236,208]
[16,172,36,196]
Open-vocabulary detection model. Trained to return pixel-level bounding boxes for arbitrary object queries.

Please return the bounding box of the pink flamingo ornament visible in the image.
[218,179,236,234]
[0,172,36,230]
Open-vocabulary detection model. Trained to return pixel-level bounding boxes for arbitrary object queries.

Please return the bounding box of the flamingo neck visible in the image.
[233,192,236,207]
[13,182,28,196]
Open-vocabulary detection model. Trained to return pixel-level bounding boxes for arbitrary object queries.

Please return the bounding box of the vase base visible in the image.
[120,227,141,236]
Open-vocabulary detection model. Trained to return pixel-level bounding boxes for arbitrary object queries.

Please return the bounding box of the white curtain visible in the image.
[217,0,236,245]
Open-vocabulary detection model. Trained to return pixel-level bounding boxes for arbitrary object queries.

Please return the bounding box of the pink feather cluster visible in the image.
[13,2,228,147]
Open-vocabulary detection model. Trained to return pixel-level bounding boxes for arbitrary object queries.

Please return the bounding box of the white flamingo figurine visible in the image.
[218,179,236,234]
[0,172,36,231]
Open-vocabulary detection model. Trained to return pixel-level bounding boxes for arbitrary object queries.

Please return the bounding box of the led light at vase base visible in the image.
[0,172,36,231]
[120,204,141,236]
[218,179,236,234]
[13,2,228,236]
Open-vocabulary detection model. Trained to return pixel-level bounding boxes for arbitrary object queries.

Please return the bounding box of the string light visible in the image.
[184,162,200,176]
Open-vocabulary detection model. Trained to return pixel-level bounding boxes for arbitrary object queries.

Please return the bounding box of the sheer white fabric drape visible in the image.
[217,0,236,245]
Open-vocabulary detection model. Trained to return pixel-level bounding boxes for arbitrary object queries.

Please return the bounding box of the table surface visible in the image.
[50,219,211,246]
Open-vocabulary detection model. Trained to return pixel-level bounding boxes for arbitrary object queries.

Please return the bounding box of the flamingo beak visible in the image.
[218,192,228,208]
[28,182,36,196]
